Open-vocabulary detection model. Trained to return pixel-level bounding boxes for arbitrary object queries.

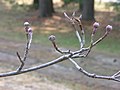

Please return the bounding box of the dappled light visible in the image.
[0,0,120,90]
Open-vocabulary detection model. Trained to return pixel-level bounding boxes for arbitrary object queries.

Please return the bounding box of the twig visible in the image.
[49,35,72,54]
[69,58,120,82]
[0,54,70,77]
[73,15,85,48]
[16,52,24,71]
[64,12,84,49]
[16,22,33,72]
[0,13,119,83]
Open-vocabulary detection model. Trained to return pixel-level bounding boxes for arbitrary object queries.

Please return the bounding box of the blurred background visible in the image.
[0,0,120,90]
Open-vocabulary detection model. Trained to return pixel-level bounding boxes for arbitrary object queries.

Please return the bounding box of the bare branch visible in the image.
[64,12,85,49]
[49,35,72,54]
[113,71,120,77]
[69,58,120,82]
[16,52,24,71]
[72,18,84,49]
[73,14,85,48]
[0,55,70,77]
[0,13,119,83]
[16,22,33,72]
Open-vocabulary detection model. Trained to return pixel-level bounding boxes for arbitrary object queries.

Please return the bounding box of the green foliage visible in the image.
[4,0,31,11]
[106,2,120,12]
[5,0,15,4]
[105,2,120,21]
[62,0,79,4]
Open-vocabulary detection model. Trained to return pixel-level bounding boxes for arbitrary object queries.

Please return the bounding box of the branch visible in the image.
[48,35,72,54]
[73,14,85,48]
[0,13,119,83]
[16,52,24,71]
[0,55,69,77]
[64,12,84,49]
[16,22,33,71]
[69,58,120,82]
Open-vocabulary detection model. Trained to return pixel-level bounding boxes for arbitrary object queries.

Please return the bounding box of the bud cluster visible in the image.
[92,22,112,35]
[24,22,32,33]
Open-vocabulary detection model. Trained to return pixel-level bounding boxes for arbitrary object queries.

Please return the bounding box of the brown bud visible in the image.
[106,25,112,32]
[93,22,100,28]
[48,35,56,42]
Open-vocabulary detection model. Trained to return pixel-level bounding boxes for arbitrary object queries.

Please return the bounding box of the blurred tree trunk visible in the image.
[79,0,83,12]
[33,0,39,9]
[39,0,54,17]
[82,0,95,21]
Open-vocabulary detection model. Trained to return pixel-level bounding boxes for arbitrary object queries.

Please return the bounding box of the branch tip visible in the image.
[24,22,30,26]
[48,35,56,42]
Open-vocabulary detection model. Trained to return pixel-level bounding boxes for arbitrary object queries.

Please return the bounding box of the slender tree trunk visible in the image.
[33,0,39,9]
[82,0,95,21]
[79,0,83,12]
[39,0,54,17]
[50,0,55,13]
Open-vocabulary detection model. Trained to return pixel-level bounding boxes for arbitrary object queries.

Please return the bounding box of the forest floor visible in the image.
[0,0,120,90]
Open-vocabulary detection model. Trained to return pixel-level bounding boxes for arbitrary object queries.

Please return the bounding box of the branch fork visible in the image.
[16,22,33,72]
[0,12,119,83]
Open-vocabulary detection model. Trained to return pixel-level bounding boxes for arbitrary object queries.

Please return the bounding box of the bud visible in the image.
[28,28,32,33]
[48,35,56,42]
[92,22,99,35]
[93,22,99,28]
[106,25,112,32]
[24,22,30,26]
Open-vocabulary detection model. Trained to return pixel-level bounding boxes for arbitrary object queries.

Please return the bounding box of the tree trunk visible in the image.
[79,0,83,12]
[39,0,54,17]
[82,0,95,21]
[33,0,39,9]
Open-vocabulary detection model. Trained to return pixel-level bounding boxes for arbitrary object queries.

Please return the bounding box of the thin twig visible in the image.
[113,71,120,77]
[74,17,85,48]
[49,35,72,54]
[0,54,70,77]
[0,14,119,83]
[16,52,24,71]
[71,19,83,49]
[16,22,33,71]
[86,32,108,56]
[93,32,108,46]
[69,58,120,82]
[64,12,84,49]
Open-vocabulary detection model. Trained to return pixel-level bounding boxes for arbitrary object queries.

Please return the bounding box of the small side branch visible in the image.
[0,13,119,83]
[49,35,72,54]
[64,12,84,49]
[85,23,112,57]
[16,22,33,72]
[0,54,70,77]
[74,14,85,48]
[16,52,24,71]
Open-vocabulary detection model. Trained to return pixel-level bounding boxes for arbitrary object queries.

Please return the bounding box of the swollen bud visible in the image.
[48,35,56,42]
[92,22,99,35]
[24,22,30,26]
[106,25,112,32]
[28,28,32,33]
[93,22,100,28]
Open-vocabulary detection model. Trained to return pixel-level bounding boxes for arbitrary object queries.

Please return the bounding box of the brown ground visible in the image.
[0,38,120,90]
